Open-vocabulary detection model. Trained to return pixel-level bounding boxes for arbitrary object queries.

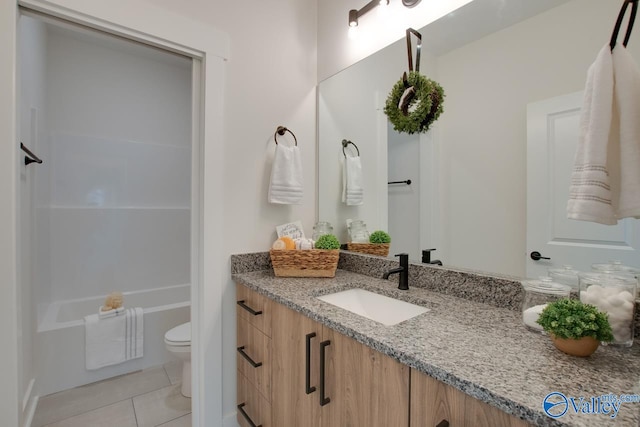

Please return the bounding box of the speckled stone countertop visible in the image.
[231,252,640,427]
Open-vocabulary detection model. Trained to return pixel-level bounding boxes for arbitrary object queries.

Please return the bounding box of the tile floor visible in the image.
[32,362,191,427]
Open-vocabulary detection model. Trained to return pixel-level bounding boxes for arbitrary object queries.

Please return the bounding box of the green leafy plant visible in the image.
[314,234,340,250]
[384,71,445,134]
[369,230,391,244]
[536,299,613,341]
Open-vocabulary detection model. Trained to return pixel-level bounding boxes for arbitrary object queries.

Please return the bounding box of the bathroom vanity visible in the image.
[232,252,640,427]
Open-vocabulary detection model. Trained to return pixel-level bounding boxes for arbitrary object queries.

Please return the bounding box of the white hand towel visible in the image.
[125,307,144,361]
[268,144,303,204]
[612,46,640,219]
[342,156,364,206]
[85,307,143,370]
[567,45,617,225]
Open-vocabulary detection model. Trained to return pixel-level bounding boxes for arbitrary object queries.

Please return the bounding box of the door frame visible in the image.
[2,1,229,426]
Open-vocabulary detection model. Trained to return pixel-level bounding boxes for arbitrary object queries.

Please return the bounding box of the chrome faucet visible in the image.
[382,253,409,290]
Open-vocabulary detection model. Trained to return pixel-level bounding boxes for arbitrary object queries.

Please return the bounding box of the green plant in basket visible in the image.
[315,234,340,250]
[537,299,613,341]
[369,230,391,244]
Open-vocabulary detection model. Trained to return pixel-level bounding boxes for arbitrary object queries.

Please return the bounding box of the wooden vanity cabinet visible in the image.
[410,369,531,427]
[236,285,273,427]
[236,283,529,427]
[271,301,410,427]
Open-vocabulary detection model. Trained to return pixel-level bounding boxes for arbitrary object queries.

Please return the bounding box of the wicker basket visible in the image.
[346,243,390,257]
[270,249,340,277]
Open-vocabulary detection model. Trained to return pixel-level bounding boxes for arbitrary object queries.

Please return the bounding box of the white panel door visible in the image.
[526,92,640,278]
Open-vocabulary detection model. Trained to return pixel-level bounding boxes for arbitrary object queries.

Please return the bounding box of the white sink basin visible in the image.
[317,288,429,326]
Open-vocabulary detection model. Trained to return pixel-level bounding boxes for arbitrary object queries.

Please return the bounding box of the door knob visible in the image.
[530,251,550,261]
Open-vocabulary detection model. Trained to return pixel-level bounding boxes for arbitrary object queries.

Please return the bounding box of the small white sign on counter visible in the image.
[276,221,305,240]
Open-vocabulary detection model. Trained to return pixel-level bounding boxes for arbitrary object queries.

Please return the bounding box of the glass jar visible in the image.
[348,220,370,243]
[521,277,571,333]
[312,221,334,241]
[548,265,581,291]
[579,271,637,347]
[592,260,640,276]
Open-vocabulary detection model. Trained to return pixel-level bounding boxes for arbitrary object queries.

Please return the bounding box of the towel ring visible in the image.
[610,0,638,50]
[342,139,360,157]
[274,126,298,146]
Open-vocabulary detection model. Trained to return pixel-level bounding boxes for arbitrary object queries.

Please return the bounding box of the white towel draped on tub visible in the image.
[568,44,640,224]
[85,307,143,370]
[342,156,364,206]
[268,144,304,204]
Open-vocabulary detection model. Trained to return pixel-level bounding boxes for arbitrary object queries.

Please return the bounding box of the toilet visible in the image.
[164,322,191,398]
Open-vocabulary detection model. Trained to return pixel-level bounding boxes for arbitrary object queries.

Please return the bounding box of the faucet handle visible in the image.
[394,253,409,258]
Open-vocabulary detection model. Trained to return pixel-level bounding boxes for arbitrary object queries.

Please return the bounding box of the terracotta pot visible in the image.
[551,335,600,357]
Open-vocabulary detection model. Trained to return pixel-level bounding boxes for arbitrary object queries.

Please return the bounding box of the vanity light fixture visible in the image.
[402,0,422,7]
[348,0,390,27]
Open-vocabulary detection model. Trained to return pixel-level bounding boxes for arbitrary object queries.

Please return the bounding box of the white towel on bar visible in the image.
[85,307,143,370]
[612,46,640,219]
[568,44,640,224]
[268,144,303,204]
[342,156,364,206]
[567,45,617,224]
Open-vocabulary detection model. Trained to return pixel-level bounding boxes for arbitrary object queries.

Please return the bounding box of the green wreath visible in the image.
[384,71,445,135]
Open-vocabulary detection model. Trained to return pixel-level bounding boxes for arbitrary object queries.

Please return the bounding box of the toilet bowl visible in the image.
[165,322,191,398]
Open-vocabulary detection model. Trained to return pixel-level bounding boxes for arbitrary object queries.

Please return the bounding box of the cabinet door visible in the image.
[271,303,323,427]
[410,369,531,427]
[321,327,410,427]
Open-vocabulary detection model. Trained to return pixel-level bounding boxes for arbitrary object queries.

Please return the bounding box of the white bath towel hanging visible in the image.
[568,44,640,224]
[342,155,364,206]
[268,144,304,204]
[612,45,640,219]
[567,45,617,224]
[85,307,143,370]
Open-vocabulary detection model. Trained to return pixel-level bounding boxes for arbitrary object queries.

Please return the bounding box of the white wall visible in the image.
[35,25,191,302]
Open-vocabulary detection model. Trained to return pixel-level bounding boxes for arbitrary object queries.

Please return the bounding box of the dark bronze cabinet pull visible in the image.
[320,340,331,406]
[237,346,262,368]
[436,420,449,427]
[237,403,262,427]
[305,332,317,394]
[237,300,262,316]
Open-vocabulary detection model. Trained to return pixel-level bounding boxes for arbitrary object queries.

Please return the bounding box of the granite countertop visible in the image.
[232,268,640,427]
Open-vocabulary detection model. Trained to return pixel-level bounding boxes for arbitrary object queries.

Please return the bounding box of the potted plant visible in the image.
[536,298,613,357]
[347,230,391,257]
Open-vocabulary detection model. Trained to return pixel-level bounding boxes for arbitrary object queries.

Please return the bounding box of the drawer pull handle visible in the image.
[320,340,331,406]
[237,346,262,368]
[305,332,317,394]
[436,420,449,427]
[237,403,262,427]
[237,300,262,316]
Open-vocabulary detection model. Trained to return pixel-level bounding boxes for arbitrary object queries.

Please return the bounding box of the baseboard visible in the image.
[222,412,239,427]
[21,379,38,427]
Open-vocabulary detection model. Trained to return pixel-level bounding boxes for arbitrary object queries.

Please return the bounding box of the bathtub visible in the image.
[35,284,190,396]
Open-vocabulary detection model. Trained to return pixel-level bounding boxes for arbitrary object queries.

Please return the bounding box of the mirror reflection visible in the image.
[318,0,640,278]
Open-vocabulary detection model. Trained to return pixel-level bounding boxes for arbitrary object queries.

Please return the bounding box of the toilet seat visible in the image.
[165,322,191,346]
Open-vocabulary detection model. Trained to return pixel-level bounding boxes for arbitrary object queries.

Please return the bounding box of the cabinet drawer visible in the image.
[237,316,271,401]
[237,371,271,427]
[237,284,272,337]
